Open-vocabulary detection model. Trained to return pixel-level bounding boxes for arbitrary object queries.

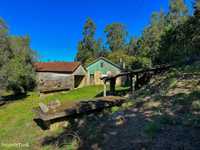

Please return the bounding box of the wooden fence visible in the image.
[100,64,172,96]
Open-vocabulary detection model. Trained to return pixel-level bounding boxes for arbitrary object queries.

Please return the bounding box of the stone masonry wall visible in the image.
[37,72,74,93]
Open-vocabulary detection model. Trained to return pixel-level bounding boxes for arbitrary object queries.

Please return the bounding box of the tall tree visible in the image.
[104,23,127,52]
[0,18,10,90]
[76,18,99,65]
[139,11,166,64]
[190,0,200,59]
[93,38,107,58]
[138,0,189,65]
[194,0,200,17]
[166,0,188,27]
[0,19,36,94]
[157,0,199,64]
[127,37,139,56]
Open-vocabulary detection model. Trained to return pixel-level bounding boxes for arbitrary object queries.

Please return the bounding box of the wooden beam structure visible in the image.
[103,81,107,97]
[100,64,172,96]
[129,74,133,93]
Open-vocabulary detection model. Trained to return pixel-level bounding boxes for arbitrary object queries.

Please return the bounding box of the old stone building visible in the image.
[34,62,87,93]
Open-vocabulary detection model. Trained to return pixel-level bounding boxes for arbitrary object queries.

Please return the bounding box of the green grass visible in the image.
[0,85,104,150]
[43,85,104,103]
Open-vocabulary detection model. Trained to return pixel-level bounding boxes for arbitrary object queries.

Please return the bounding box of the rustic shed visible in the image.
[34,62,87,93]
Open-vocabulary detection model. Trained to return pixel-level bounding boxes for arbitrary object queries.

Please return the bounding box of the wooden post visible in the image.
[135,73,139,90]
[103,80,107,97]
[110,78,116,95]
[129,74,133,93]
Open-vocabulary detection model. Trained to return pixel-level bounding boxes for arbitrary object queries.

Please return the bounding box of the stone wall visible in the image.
[37,72,74,93]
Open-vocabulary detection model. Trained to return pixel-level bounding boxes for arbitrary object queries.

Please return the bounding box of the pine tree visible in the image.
[167,0,188,27]
[104,23,127,52]
[139,11,166,64]
[76,18,101,65]
[194,0,200,18]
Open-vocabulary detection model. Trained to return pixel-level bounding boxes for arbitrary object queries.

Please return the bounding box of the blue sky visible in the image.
[0,0,194,62]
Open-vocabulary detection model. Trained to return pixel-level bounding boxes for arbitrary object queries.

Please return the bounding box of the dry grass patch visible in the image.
[143,101,161,110]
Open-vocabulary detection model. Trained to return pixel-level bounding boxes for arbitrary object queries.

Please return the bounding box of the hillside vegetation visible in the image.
[44,61,200,150]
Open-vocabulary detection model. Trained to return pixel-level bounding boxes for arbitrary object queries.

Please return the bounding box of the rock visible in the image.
[39,103,49,113]
[61,121,69,128]
[50,122,60,131]
[109,131,118,136]
[48,100,61,109]
[132,108,138,112]
[58,121,69,128]
[50,121,69,131]
[78,119,85,128]
[91,143,101,150]
[125,113,136,118]
[115,115,126,126]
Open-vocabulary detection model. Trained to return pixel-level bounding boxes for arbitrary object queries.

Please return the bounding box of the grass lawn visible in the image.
[0,85,104,150]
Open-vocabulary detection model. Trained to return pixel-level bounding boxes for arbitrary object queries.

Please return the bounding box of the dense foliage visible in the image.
[0,19,36,94]
[76,18,106,65]
[77,0,200,69]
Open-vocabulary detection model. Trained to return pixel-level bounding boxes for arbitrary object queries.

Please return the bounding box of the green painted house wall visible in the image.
[86,57,123,85]
[86,58,121,75]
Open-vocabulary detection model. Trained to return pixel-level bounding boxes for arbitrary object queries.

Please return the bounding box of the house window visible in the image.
[100,62,104,68]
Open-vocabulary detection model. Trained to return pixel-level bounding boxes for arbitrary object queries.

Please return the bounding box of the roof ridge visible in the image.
[34,61,81,73]
[86,57,122,70]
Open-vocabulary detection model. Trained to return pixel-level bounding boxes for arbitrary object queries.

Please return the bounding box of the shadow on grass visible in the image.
[40,90,200,150]
[2,93,29,101]
[95,88,130,97]
[0,93,29,107]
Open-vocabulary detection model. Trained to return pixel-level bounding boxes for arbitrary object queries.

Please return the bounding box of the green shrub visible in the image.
[111,106,120,113]
[167,68,180,78]
[131,57,152,70]
[190,91,200,99]
[160,77,177,95]
[192,100,200,110]
[173,94,189,105]
[122,101,135,109]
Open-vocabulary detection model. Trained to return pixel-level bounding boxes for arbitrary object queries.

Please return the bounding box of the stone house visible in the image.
[34,62,87,93]
[86,57,125,85]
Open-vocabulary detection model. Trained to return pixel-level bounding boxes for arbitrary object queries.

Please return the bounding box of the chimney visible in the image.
[119,58,122,63]
[119,58,126,69]
[123,62,126,69]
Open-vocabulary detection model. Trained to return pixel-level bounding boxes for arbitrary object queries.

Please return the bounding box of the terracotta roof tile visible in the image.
[34,62,81,73]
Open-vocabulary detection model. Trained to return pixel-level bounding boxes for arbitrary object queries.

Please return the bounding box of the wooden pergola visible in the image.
[101,64,172,96]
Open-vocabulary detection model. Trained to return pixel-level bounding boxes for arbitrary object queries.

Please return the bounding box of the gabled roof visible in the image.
[87,57,123,70]
[34,62,81,73]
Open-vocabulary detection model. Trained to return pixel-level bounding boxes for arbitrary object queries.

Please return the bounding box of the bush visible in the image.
[131,57,152,70]
[111,106,120,113]
[122,101,135,109]
[0,24,36,95]
[192,101,200,110]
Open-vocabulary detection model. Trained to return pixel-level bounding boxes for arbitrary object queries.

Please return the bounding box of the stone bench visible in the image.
[33,96,126,130]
